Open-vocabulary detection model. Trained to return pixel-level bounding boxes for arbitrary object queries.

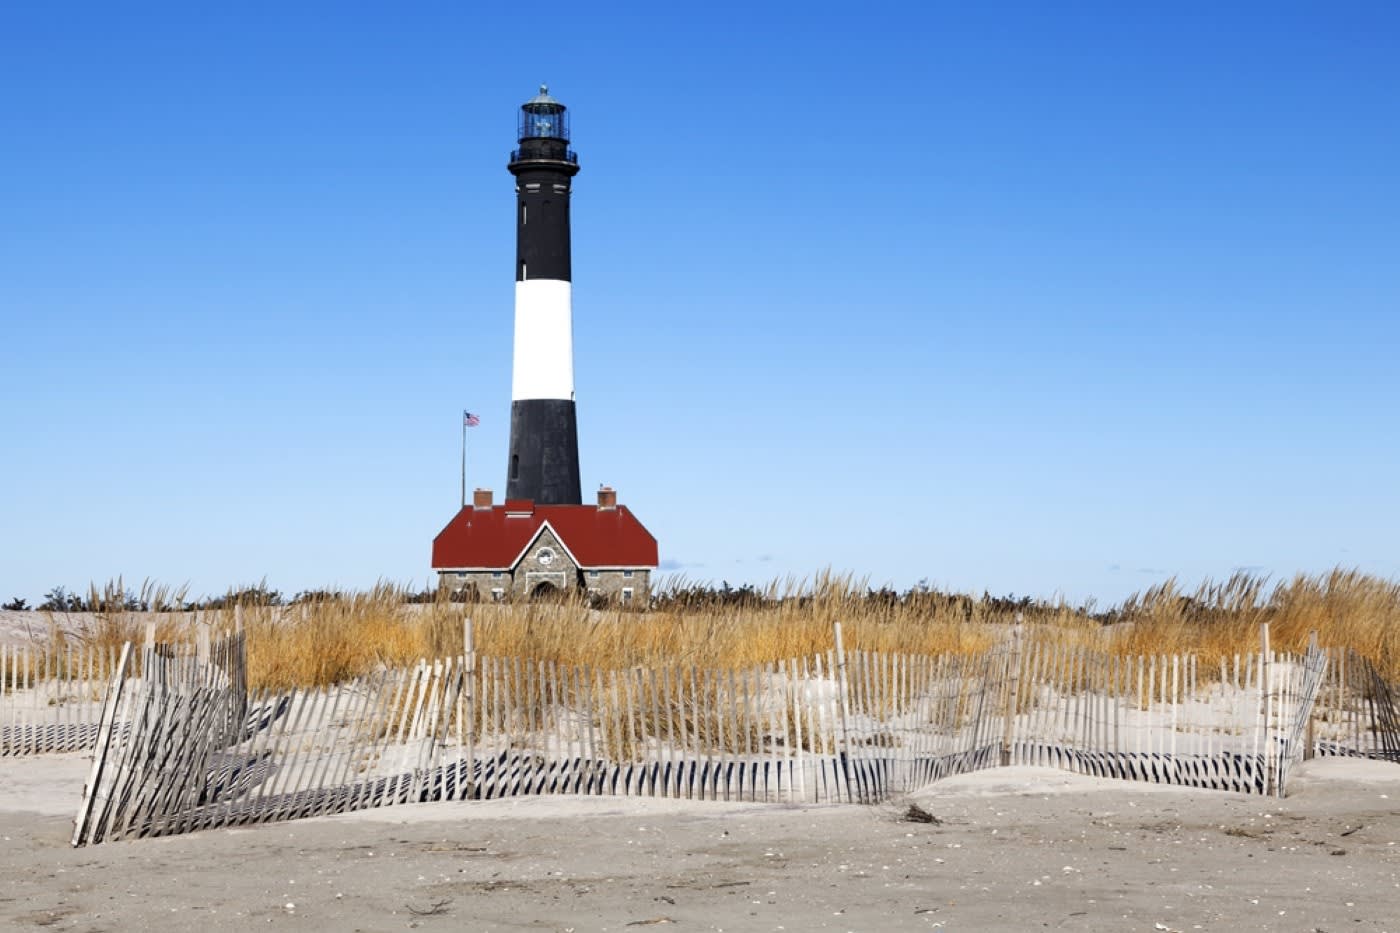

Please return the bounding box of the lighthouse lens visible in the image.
[527,114,559,137]
[518,108,569,142]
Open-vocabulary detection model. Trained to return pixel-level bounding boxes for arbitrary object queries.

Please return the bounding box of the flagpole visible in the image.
[460,410,467,509]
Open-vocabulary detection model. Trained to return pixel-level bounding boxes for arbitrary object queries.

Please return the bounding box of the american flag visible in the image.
[463,410,480,427]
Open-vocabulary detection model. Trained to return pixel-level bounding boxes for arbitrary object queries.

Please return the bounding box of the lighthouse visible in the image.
[506,85,582,505]
[431,88,659,602]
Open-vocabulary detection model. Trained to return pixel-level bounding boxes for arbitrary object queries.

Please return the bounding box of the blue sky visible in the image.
[2,2,1396,605]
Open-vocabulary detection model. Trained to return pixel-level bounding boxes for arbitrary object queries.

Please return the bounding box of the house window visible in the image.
[536,547,556,566]
[623,570,634,578]
[621,587,633,604]
[492,571,503,579]
[589,570,599,578]
[491,588,505,602]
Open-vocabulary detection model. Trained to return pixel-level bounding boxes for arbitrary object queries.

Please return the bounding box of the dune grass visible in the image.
[236,574,1007,691]
[37,569,1399,690]
[1107,569,1400,673]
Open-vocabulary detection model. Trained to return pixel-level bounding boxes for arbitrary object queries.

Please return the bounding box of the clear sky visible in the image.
[2,2,1397,606]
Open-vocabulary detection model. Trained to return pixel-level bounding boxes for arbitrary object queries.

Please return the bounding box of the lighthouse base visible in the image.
[506,399,582,505]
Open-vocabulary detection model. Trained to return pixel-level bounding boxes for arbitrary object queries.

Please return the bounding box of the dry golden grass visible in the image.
[42,579,193,650]
[238,573,1005,691]
[40,568,1399,689]
[1107,568,1400,676]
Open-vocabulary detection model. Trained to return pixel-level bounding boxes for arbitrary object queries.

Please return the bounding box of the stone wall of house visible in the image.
[439,570,512,602]
[583,568,651,605]
[511,527,580,599]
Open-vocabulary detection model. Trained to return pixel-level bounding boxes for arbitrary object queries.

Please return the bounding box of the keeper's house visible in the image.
[432,486,658,604]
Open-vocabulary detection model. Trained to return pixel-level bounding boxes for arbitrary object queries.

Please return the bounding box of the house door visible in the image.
[525,570,567,598]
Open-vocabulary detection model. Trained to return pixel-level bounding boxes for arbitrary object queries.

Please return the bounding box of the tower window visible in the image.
[521,204,526,225]
[511,454,520,480]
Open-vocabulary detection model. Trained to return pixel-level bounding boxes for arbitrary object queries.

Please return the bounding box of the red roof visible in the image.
[432,502,658,570]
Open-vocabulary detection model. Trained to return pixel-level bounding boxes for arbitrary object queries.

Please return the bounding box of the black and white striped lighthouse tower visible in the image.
[505,85,582,505]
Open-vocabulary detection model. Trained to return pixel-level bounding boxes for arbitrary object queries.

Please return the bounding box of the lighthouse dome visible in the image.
[523,85,565,113]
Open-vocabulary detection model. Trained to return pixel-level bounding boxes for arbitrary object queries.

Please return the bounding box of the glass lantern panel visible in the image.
[520,109,568,140]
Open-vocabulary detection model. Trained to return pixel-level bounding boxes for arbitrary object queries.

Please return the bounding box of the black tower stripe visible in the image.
[513,166,574,283]
[507,399,581,505]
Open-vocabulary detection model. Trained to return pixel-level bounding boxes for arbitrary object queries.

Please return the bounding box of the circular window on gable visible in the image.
[537,547,556,566]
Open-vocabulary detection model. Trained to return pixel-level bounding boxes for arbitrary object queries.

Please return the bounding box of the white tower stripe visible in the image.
[511,279,575,401]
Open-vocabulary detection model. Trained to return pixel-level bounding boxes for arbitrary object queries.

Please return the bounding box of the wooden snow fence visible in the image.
[2,643,125,756]
[71,630,249,845]
[72,623,1008,843]
[827,627,1005,803]
[74,641,483,845]
[998,625,1329,797]
[1311,646,1400,762]
[72,622,1355,846]
[3,615,247,758]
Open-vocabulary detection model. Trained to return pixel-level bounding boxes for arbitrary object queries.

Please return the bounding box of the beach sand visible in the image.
[1,754,1397,931]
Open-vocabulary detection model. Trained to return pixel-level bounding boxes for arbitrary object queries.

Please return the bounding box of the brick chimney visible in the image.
[597,486,617,511]
[473,488,493,510]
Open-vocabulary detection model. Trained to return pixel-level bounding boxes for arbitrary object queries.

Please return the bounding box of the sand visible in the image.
[2,756,1398,932]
